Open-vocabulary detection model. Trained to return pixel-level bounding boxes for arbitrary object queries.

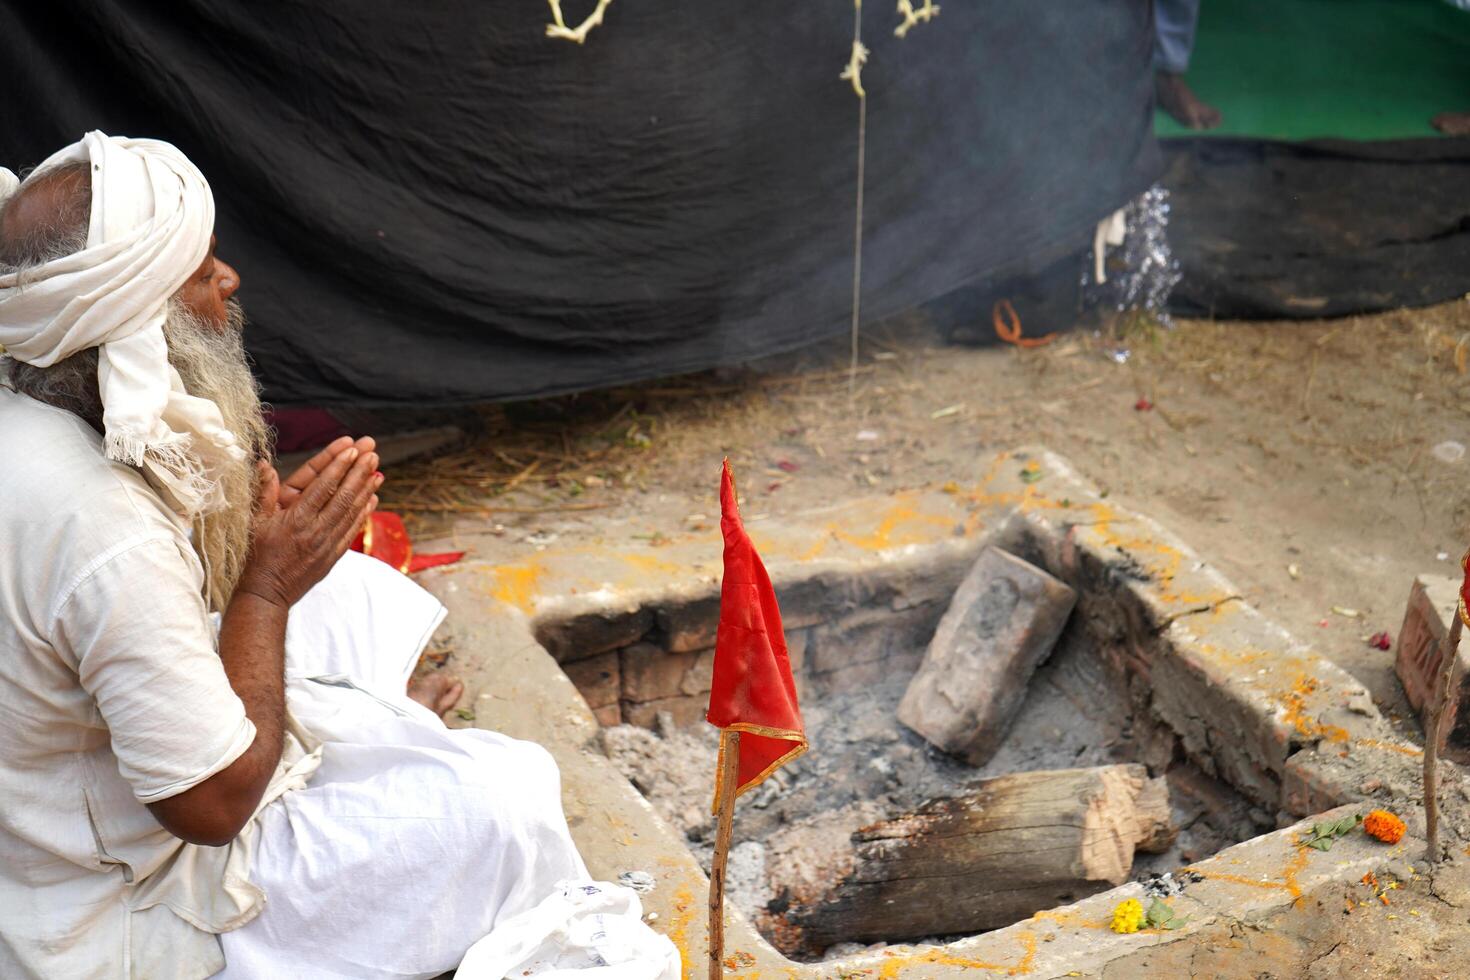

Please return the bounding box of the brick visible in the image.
[1396,575,1457,709]
[621,642,697,702]
[897,546,1077,766]
[620,642,717,703]
[812,659,893,695]
[778,607,828,631]
[593,704,622,728]
[679,648,717,696]
[1394,574,1470,763]
[653,596,721,653]
[536,607,652,663]
[768,573,853,628]
[656,594,819,657]
[785,628,809,674]
[808,602,943,674]
[1282,748,1364,817]
[626,634,797,704]
[623,694,708,730]
[887,646,924,675]
[561,651,619,709]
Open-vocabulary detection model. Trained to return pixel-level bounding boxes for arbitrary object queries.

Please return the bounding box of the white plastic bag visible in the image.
[455,880,681,979]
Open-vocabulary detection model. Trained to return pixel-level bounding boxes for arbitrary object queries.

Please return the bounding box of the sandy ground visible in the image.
[386,298,1470,741]
[372,298,1470,974]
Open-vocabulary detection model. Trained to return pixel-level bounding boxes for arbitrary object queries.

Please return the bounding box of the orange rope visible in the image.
[992,298,1055,348]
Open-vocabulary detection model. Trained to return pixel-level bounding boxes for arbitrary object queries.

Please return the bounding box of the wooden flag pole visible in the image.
[1425,613,1464,861]
[708,732,741,980]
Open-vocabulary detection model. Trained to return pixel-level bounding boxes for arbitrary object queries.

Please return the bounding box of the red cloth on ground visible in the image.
[351,511,464,575]
[1460,549,1470,628]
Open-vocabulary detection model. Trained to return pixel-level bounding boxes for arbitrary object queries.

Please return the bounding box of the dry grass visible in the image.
[381,298,1470,544]
[1125,302,1470,524]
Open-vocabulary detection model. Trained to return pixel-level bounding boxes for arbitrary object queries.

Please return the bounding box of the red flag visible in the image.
[706,460,806,813]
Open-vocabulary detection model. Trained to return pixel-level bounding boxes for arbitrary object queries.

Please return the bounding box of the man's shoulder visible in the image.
[0,387,185,540]
[0,386,120,490]
[0,383,90,432]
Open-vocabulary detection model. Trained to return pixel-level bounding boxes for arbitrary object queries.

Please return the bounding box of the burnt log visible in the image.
[785,764,1173,949]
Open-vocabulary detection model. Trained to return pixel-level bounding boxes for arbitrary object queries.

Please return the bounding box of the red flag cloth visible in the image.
[407,550,466,573]
[1460,549,1470,629]
[351,511,465,575]
[706,460,806,813]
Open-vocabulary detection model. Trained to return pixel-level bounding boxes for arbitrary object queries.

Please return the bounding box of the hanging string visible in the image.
[844,0,868,397]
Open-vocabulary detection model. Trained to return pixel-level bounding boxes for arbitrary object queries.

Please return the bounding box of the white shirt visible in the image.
[0,386,306,979]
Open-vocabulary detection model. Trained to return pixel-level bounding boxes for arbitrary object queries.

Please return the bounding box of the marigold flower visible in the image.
[1363,809,1406,844]
[1110,898,1145,934]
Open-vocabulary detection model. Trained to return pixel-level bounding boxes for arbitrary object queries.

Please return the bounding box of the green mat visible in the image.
[1154,0,1470,141]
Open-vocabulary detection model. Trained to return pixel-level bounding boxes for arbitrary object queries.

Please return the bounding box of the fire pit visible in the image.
[420,447,1429,977]
[556,518,1272,958]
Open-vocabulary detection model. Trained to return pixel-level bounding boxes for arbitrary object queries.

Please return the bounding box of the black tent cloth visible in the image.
[0,1,1159,406]
[1165,137,1470,320]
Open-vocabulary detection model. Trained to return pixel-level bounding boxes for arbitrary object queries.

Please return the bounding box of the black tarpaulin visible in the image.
[0,1,1160,406]
[1165,137,1470,320]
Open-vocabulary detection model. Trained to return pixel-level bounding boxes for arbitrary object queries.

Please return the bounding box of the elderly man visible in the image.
[0,134,677,980]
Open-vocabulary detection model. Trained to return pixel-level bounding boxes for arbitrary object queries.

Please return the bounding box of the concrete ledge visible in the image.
[820,804,1408,980]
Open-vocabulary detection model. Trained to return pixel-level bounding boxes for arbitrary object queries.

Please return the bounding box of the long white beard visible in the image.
[162,299,268,611]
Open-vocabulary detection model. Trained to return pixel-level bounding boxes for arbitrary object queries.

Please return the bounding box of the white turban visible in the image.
[0,131,245,518]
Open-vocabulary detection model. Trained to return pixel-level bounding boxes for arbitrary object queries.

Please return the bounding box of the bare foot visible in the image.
[407,672,464,718]
[1156,71,1222,130]
[1432,112,1470,137]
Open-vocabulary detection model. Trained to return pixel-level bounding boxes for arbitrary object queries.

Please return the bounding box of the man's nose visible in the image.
[218,260,241,300]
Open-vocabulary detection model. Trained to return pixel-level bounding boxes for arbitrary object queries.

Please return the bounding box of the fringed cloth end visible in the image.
[709,724,808,815]
[107,430,225,519]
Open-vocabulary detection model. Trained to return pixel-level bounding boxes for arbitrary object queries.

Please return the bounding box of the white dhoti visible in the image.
[215,552,592,979]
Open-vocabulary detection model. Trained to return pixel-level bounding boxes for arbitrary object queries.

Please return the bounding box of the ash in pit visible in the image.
[600,627,1272,960]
